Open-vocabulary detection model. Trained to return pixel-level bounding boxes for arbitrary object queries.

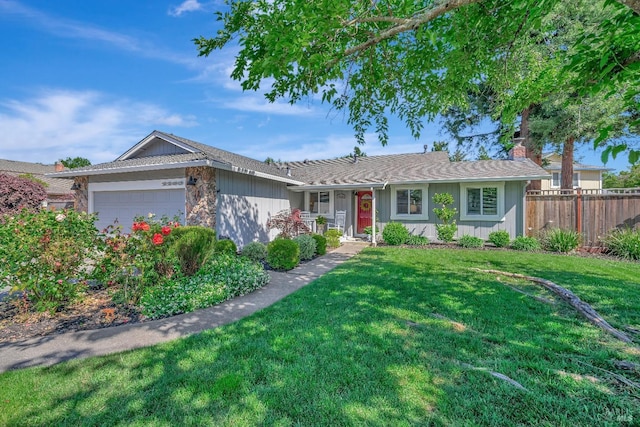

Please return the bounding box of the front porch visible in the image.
[289,186,383,243]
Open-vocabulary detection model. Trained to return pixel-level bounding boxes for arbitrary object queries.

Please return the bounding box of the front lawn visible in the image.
[1,248,639,426]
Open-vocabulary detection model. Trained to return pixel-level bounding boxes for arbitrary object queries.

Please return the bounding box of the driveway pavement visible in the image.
[0,242,368,373]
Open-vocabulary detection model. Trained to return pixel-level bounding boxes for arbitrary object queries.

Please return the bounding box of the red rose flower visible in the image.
[132,222,141,231]
[140,222,150,231]
[161,226,172,236]
[152,233,164,245]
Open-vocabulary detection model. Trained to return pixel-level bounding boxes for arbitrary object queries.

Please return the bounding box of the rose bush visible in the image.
[93,214,181,304]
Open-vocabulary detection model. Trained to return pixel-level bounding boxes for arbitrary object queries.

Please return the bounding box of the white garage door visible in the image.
[93,189,185,232]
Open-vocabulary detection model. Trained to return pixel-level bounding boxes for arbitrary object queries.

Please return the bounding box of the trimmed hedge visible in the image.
[382,222,409,246]
[267,238,300,270]
[312,234,327,255]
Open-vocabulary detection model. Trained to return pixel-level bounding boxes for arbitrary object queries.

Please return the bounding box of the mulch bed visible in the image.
[0,288,145,343]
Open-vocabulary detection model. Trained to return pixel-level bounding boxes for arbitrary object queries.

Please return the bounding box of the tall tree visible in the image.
[59,157,91,169]
[603,164,640,188]
[196,0,639,161]
[431,141,468,162]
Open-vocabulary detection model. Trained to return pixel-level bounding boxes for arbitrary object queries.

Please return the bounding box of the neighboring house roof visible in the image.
[49,130,549,187]
[0,159,72,195]
[287,152,548,190]
[542,153,612,172]
[51,130,303,185]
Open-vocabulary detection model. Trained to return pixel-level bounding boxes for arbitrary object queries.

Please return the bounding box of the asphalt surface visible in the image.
[0,242,368,373]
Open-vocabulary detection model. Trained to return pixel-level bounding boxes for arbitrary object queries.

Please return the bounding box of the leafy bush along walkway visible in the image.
[0,242,369,373]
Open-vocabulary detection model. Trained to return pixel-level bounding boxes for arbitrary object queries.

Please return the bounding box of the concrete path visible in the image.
[0,242,369,373]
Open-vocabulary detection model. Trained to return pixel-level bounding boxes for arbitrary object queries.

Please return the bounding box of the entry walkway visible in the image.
[0,242,369,373]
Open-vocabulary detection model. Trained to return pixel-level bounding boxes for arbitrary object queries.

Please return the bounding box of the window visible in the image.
[305,190,333,216]
[460,182,504,221]
[551,172,580,188]
[390,185,429,220]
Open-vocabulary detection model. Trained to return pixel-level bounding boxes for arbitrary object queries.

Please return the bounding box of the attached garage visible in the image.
[89,179,186,233]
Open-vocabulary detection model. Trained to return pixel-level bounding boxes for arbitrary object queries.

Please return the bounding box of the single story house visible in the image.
[1,159,74,209]
[49,130,548,246]
[541,153,611,191]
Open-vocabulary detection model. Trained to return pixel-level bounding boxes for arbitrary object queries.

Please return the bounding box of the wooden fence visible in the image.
[526,189,640,247]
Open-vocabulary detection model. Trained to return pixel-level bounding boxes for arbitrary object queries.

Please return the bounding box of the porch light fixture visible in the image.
[70,182,81,190]
[187,176,198,186]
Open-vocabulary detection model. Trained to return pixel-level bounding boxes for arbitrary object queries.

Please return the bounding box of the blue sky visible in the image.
[0,0,632,172]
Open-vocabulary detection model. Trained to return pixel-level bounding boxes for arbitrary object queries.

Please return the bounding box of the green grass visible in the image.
[1,248,639,426]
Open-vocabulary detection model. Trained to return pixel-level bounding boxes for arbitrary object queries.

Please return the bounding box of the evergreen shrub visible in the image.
[267,238,300,270]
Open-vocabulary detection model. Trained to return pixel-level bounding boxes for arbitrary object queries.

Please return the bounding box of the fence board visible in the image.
[526,191,640,247]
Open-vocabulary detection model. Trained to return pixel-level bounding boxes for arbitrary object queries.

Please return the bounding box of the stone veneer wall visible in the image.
[185,166,216,229]
[74,176,89,213]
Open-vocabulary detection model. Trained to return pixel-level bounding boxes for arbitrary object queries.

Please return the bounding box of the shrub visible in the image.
[293,234,317,260]
[93,214,181,305]
[405,234,430,246]
[215,239,238,255]
[458,234,484,248]
[324,229,342,248]
[433,193,458,242]
[0,173,47,216]
[241,241,268,263]
[488,230,511,248]
[266,209,310,238]
[603,227,640,260]
[267,238,300,270]
[382,222,410,246]
[510,236,541,252]
[435,224,457,243]
[312,234,327,255]
[140,253,269,319]
[0,209,102,312]
[169,227,216,276]
[541,228,582,253]
[167,225,215,245]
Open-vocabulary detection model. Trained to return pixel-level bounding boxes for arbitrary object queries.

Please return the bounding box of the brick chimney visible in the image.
[508,137,527,161]
[54,162,64,172]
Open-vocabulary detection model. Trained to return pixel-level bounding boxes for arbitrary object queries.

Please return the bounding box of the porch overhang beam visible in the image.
[288,182,388,192]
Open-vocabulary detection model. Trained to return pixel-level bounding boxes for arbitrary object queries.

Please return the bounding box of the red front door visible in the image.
[356,191,373,234]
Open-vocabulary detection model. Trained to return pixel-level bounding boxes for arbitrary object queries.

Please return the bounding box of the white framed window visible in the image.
[390,185,429,220]
[305,190,334,216]
[460,182,505,221]
[551,172,580,188]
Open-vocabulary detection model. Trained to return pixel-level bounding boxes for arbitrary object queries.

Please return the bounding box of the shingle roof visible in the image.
[51,131,298,183]
[159,132,293,180]
[54,152,208,174]
[288,152,548,186]
[0,159,72,195]
[544,161,611,172]
[47,131,549,186]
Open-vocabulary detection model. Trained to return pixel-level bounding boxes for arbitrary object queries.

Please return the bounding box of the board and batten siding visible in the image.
[216,169,291,247]
[137,139,190,157]
[376,181,526,241]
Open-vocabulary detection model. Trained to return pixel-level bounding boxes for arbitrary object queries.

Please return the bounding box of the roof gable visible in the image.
[117,131,198,160]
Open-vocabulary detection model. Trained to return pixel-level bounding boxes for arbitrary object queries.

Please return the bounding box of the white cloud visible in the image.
[168,0,203,16]
[0,89,197,164]
[0,0,199,68]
